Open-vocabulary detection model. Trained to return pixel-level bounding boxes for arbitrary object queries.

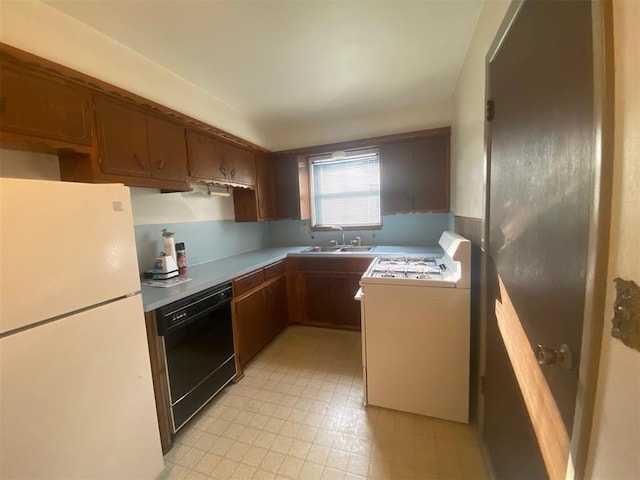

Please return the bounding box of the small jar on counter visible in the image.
[176,242,188,276]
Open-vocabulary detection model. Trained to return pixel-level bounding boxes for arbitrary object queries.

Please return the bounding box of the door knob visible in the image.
[536,344,573,370]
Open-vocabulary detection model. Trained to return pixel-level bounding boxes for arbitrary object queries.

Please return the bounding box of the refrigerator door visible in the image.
[0,294,164,479]
[0,178,141,335]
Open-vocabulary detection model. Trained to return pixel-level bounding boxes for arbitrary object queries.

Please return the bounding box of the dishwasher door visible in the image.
[157,284,237,432]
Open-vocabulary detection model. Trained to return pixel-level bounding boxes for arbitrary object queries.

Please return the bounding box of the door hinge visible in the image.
[486,99,494,121]
[480,375,486,394]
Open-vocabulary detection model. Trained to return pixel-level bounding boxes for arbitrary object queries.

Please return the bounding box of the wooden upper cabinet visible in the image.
[412,136,449,212]
[146,115,188,182]
[232,153,275,222]
[95,96,150,177]
[186,130,256,186]
[186,130,218,180]
[273,154,310,220]
[380,133,450,214]
[0,61,92,148]
[380,141,414,214]
[219,141,255,186]
[91,95,189,187]
[256,155,275,219]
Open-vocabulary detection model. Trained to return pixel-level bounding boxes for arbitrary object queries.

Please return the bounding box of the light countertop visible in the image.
[141,245,442,312]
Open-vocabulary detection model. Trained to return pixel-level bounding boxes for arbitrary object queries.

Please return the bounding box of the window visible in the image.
[309,149,381,229]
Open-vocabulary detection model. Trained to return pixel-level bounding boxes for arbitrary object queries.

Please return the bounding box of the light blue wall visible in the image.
[134,220,269,272]
[134,213,453,271]
[267,213,454,247]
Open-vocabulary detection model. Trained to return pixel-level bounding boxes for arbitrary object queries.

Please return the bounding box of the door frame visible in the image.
[479,1,615,478]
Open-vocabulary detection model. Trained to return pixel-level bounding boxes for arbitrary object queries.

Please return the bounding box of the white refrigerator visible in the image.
[0,178,164,479]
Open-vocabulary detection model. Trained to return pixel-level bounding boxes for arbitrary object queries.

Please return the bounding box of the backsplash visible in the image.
[267,213,454,247]
[134,221,269,272]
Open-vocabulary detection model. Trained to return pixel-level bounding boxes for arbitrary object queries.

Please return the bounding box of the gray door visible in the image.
[484,1,602,478]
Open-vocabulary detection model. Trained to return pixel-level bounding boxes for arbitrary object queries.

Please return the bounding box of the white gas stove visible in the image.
[361,231,470,288]
[364,256,455,286]
[358,231,472,423]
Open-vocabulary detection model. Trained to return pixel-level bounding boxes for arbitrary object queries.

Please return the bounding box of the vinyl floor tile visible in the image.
[157,326,488,480]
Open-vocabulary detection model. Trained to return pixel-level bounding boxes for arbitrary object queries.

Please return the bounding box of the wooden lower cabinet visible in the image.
[287,257,373,331]
[305,273,362,330]
[232,262,288,370]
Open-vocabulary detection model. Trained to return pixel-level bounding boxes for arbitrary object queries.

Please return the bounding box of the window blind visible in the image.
[309,151,381,227]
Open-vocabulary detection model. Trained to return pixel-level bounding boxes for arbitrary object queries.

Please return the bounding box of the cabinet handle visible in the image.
[0,97,6,113]
[220,166,227,176]
[134,154,146,171]
[230,169,236,178]
[158,160,165,169]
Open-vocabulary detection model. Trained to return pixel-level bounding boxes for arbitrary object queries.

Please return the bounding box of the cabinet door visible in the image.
[380,141,413,215]
[217,142,256,186]
[304,273,361,330]
[273,154,310,220]
[263,276,288,343]
[235,289,268,367]
[146,115,188,182]
[412,135,449,212]
[232,154,275,222]
[0,63,92,146]
[186,131,225,182]
[256,154,275,219]
[95,96,150,177]
[273,276,289,335]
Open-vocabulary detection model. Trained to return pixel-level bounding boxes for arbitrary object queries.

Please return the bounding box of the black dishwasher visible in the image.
[156,282,236,432]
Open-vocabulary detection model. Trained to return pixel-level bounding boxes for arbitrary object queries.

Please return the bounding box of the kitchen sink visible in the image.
[301,245,374,253]
[302,246,342,252]
[339,246,374,252]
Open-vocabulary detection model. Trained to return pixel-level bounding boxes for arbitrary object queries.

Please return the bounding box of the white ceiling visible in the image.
[43,1,482,146]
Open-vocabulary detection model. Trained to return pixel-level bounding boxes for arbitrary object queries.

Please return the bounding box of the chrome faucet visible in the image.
[351,236,362,247]
[328,225,345,246]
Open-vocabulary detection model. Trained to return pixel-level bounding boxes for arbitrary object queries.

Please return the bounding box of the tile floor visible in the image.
[158,326,488,480]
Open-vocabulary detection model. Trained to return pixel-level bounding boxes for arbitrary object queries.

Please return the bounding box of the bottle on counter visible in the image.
[176,242,188,276]
[161,229,176,263]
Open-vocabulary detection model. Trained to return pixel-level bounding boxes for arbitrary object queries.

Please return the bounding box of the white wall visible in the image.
[0,0,268,148]
[450,0,510,218]
[129,186,234,226]
[0,149,60,180]
[586,1,640,478]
